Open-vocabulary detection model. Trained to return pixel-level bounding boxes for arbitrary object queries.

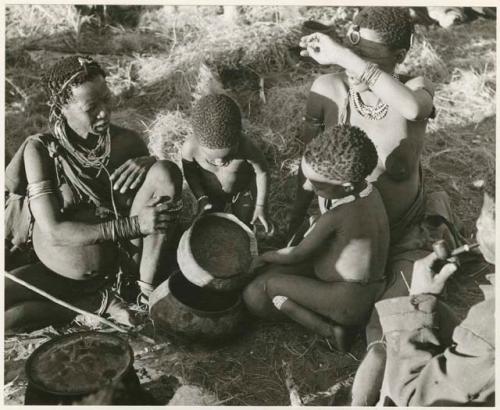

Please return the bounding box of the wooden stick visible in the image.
[283,360,303,406]
[302,374,355,405]
[5,272,128,333]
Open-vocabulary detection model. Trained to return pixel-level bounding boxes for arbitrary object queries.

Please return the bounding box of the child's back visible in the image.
[314,187,389,284]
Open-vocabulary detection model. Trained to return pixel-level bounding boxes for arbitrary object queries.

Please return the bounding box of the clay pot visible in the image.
[149,270,245,341]
[24,332,154,405]
[177,212,258,291]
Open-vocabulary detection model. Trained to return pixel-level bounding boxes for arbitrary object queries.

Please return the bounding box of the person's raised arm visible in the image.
[300,33,434,121]
[24,140,172,246]
[243,138,270,232]
[261,211,337,265]
[181,139,212,214]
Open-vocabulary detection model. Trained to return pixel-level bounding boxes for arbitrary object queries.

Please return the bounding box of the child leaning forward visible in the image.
[182,94,271,232]
[243,125,390,351]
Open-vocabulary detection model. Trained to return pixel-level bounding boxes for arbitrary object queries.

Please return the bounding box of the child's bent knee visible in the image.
[243,277,270,317]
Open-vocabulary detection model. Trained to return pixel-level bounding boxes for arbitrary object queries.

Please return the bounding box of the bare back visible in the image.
[313,188,390,283]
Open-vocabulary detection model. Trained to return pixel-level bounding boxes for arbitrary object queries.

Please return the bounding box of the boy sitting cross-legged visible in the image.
[243,125,390,351]
[182,94,271,231]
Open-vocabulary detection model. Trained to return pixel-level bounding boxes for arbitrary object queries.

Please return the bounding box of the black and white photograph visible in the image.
[3,3,496,406]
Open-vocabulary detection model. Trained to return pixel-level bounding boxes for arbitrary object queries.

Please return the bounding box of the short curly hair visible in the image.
[191,94,242,149]
[353,7,414,50]
[303,125,378,184]
[42,55,106,111]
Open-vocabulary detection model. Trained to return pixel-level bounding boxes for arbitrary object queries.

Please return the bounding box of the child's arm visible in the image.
[244,139,270,232]
[287,166,314,237]
[261,211,337,264]
[181,139,212,214]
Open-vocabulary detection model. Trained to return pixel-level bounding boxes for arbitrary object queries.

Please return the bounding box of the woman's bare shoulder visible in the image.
[310,72,348,97]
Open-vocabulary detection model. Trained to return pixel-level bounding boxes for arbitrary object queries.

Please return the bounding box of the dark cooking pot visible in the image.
[149,270,245,341]
[24,331,154,405]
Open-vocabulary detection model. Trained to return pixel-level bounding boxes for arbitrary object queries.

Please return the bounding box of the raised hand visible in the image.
[299,32,348,66]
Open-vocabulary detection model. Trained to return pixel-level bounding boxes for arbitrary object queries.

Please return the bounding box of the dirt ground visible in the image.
[4,6,496,405]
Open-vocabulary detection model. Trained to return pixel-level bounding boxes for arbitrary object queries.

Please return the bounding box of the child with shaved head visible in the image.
[182,94,270,231]
[244,125,390,351]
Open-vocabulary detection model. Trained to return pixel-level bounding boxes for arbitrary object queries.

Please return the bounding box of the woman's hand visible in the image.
[137,196,178,235]
[251,205,270,233]
[110,156,156,194]
[299,32,349,66]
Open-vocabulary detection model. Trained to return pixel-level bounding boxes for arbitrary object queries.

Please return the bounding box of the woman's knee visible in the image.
[145,160,183,198]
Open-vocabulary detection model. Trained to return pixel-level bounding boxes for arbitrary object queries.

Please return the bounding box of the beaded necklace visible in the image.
[349,73,400,121]
[53,120,111,170]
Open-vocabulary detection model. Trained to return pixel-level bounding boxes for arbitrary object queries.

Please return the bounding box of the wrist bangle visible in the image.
[197,195,208,202]
[100,216,143,242]
[359,62,383,89]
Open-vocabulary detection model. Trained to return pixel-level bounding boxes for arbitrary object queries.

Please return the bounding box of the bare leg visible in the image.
[129,161,183,293]
[243,263,314,319]
[276,297,353,352]
[244,264,384,325]
[5,262,103,332]
[6,301,77,333]
[265,272,383,326]
[351,257,425,406]
[351,343,387,406]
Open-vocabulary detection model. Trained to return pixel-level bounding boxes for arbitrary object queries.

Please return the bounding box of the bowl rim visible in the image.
[25,331,134,397]
[166,270,243,316]
[177,212,258,288]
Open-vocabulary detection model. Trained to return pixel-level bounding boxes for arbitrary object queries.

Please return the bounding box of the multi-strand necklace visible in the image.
[54,121,111,170]
[349,73,400,121]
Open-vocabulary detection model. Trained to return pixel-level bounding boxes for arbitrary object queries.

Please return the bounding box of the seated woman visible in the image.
[289,7,434,243]
[243,125,390,351]
[291,8,464,404]
[5,56,183,332]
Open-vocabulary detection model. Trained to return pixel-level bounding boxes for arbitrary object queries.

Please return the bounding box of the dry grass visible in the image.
[4,5,496,405]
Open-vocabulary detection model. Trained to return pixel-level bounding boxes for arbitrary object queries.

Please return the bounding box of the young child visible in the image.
[243,125,390,351]
[182,94,270,231]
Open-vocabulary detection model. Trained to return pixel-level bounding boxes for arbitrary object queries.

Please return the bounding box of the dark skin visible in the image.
[182,134,270,231]
[6,75,182,329]
[244,160,389,348]
[288,29,434,238]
